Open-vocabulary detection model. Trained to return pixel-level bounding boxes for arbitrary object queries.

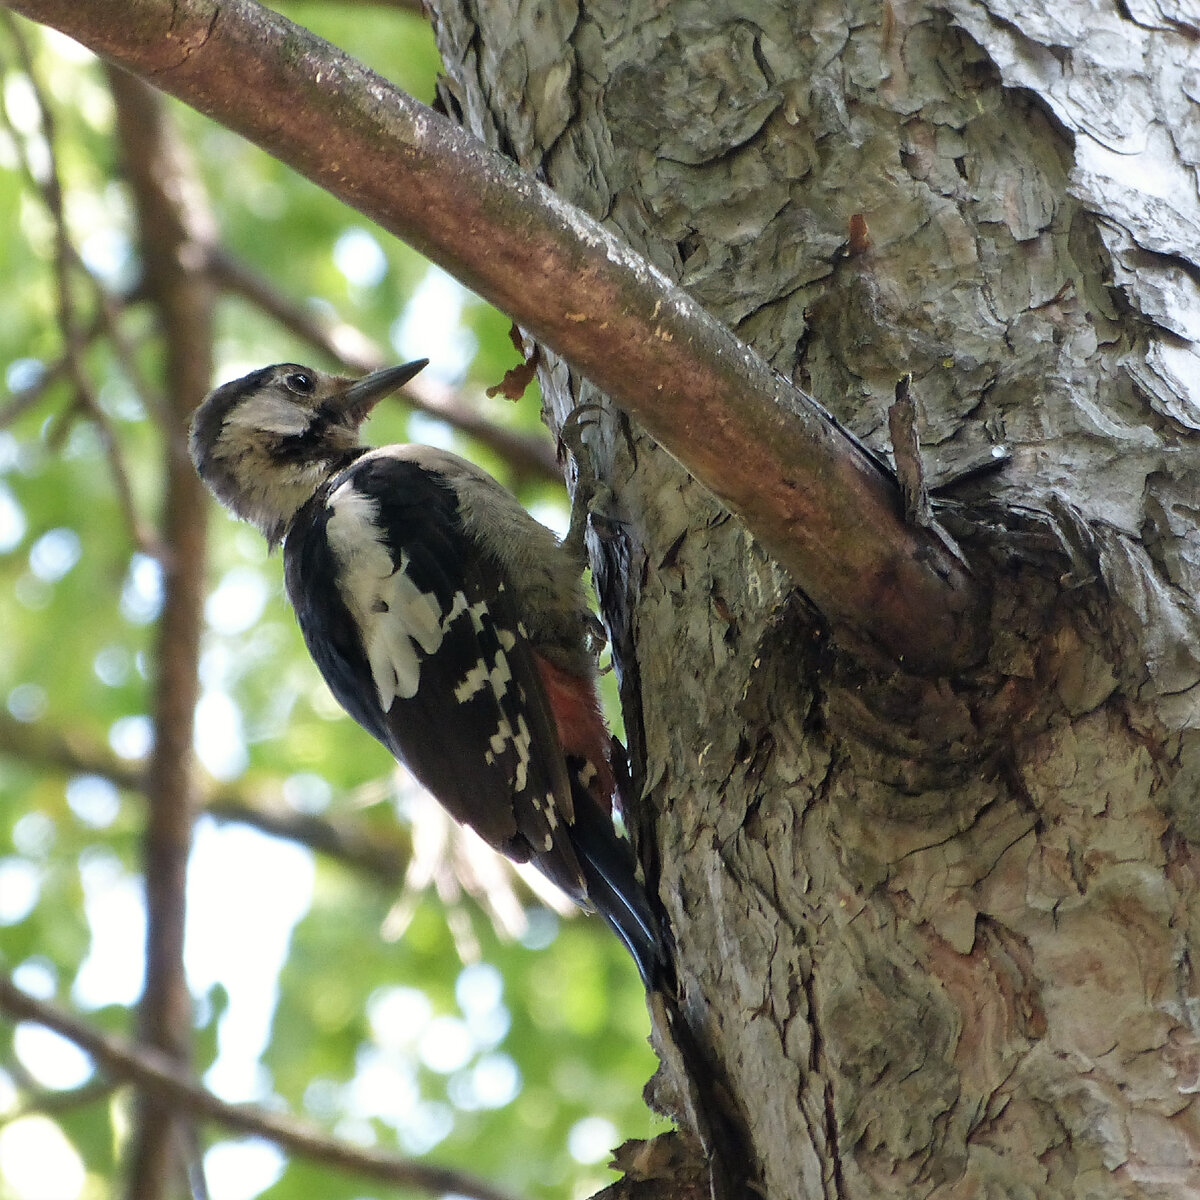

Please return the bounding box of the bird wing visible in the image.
[284,451,583,881]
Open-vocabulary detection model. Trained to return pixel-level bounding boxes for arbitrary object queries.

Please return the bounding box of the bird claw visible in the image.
[559,402,615,563]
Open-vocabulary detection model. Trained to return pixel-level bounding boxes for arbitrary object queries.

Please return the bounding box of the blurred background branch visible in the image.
[0,972,524,1200]
[0,10,658,1200]
[108,64,214,1200]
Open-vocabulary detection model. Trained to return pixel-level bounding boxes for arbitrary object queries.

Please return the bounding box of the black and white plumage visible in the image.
[189,361,669,986]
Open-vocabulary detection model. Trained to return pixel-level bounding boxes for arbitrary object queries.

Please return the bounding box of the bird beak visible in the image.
[338,359,429,421]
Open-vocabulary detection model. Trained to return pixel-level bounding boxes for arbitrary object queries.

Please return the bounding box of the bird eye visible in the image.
[284,371,315,395]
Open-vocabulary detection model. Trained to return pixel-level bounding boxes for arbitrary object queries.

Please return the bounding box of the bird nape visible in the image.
[189,360,672,988]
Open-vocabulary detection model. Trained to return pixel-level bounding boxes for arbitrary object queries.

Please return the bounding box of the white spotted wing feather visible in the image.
[325,479,446,708]
[291,452,580,883]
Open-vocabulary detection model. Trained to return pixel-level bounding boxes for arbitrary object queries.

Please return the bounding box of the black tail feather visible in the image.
[566,785,674,989]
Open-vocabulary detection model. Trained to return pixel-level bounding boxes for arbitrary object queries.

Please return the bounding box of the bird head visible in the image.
[189,360,428,546]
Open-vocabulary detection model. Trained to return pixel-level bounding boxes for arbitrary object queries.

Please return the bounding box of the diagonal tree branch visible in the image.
[0,974,523,1200]
[0,706,415,883]
[3,0,983,673]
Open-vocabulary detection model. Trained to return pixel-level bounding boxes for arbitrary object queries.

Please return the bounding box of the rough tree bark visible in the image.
[6,0,1198,1194]
[430,1,1200,1197]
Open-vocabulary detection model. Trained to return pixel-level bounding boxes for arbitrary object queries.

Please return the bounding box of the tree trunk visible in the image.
[430,1,1200,1195]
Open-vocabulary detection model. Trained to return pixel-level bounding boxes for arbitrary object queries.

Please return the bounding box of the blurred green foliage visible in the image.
[0,9,662,1200]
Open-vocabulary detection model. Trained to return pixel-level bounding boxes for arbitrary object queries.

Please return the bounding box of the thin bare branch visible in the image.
[0,27,162,552]
[204,785,410,882]
[2,0,984,671]
[275,0,427,11]
[0,16,155,551]
[61,378,165,558]
[1,352,73,428]
[0,974,524,1200]
[0,707,415,881]
[0,15,78,357]
[207,247,560,481]
[206,246,384,368]
[11,1078,119,1120]
[0,709,143,789]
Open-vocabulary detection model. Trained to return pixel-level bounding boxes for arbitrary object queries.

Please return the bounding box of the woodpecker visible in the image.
[189,360,669,986]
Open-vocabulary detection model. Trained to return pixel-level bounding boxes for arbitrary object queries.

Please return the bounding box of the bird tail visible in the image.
[565,772,675,990]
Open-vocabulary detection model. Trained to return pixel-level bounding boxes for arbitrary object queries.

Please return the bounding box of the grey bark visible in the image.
[431,1,1200,1196]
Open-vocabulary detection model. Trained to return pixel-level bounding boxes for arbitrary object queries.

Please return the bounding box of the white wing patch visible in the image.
[453,595,511,704]
[324,475,536,800]
[484,714,533,793]
[325,479,446,709]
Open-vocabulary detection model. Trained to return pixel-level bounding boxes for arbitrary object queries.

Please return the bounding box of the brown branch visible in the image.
[108,66,216,1200]
[59,372,164,558]
[0,26,163,552]
[2,0,984,671]
[0,707,414,882]
[0,708,557,956]
[0,19,157,555]
[10,1078,119,1120]
[204,785,410,883]
[0,352,71,428]
[0,974,523,1200]
[206,246,384,368]
[276,0,427,11]
[0,709,143,789]
[0,27,552,487]
[206,248,560,482]
[0,16,78,355]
